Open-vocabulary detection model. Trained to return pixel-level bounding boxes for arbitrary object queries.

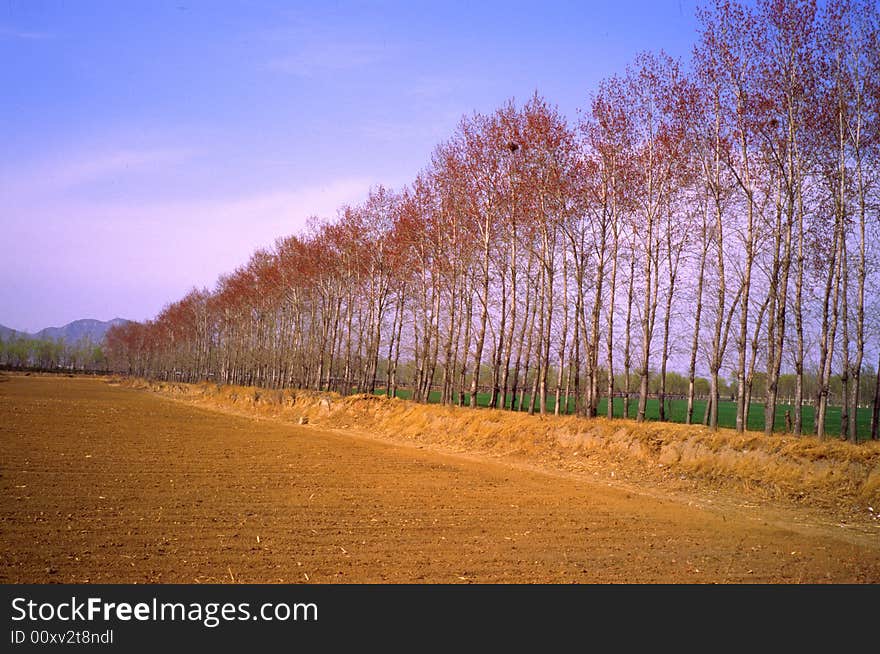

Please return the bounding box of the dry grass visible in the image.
[117,378,880,513]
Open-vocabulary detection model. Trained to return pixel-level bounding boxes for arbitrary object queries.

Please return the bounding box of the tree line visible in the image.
[0,335,108,372]
[106,0,880,440]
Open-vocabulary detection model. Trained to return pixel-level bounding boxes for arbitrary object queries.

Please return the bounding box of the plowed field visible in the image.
[2,374,878,583]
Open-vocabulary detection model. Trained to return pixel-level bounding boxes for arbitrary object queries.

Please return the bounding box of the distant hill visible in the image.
[0,324,23,341]
[0,318,131,343]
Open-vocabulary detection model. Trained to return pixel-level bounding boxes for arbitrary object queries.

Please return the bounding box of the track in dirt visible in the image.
[2,375,879,583]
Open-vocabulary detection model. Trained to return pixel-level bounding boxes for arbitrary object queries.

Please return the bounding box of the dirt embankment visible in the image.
[118,378,880,527]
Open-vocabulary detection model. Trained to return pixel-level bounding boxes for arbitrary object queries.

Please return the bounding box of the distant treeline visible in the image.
[401,366,879,409]
[348,363,877,408]
[0,336,108,372]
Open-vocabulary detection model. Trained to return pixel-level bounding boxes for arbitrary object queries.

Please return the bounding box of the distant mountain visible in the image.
[0,318,131,343]
[0,324,23,341]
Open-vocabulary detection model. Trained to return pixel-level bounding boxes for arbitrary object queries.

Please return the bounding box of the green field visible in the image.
[375,388,875,441]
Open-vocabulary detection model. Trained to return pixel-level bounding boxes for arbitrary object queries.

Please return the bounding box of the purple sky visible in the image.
[0,0,701,332]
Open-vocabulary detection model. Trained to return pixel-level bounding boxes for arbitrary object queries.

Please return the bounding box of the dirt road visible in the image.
[2,375,878,583]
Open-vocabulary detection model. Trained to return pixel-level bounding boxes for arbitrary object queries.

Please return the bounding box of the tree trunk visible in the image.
[687,207,709,425]
[606,223,619,420]
[469,225,491,409]
[871,351,880,441]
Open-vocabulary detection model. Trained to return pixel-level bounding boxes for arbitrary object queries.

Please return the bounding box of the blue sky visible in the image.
[0,0,701,332]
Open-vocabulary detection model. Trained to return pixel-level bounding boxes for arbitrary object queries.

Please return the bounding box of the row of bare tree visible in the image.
[107,0,880,440]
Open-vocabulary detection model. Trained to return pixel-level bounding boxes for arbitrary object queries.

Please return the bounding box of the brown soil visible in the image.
[1,374,878,583]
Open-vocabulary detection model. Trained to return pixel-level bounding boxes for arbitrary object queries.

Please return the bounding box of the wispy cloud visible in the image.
[2,176,377,291]
[0,26,53,40]
[407,76,459,100]
[121,178,376,243]
[0,147,195,197]
[267,40,394,77]
[0,175,378,330]
[56,148,193,187]
[361,117,449,148]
